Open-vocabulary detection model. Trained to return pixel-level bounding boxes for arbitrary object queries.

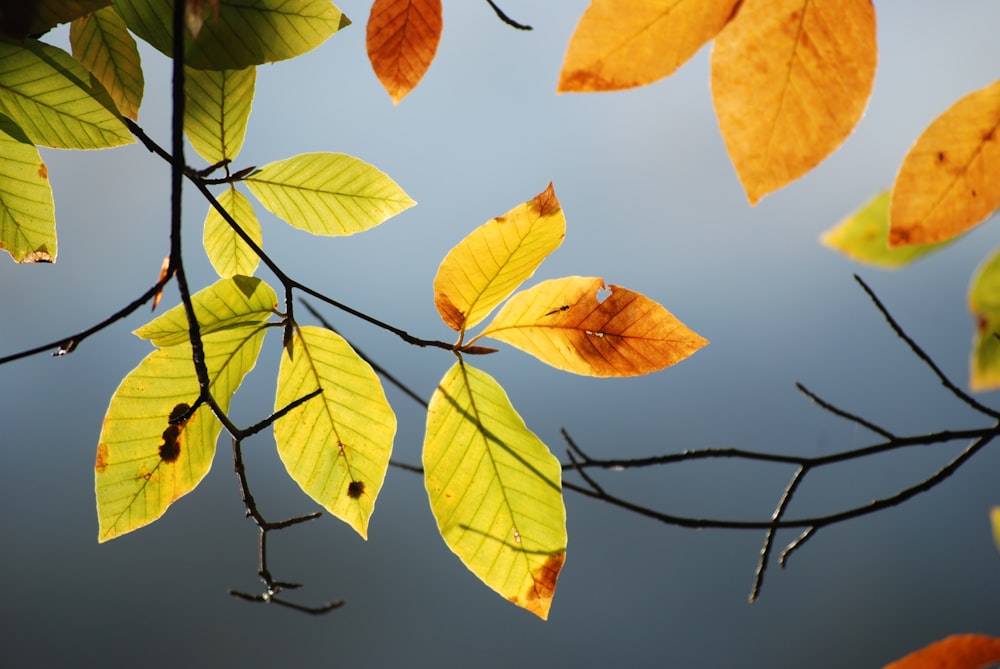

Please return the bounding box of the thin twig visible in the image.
[484,0,532,30]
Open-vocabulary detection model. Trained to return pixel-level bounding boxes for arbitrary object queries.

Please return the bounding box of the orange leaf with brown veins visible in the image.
[478,276,707,377]
[711,0,876,204]
[882,634,1000,669]
[367,0,442,105]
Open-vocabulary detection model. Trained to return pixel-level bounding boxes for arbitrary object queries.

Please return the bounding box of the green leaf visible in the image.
[0,38,132,149]
[423,361,566,619]
[134,275,277,347]
[244,152,415,236]
[184,66,254,164]
[0,0,111,40]
[0,115,56,263]
[969,247,1000,392]
[204,188,262,278]
[274,326,396,539]
[113,0,350,71]
[70,6,144,120]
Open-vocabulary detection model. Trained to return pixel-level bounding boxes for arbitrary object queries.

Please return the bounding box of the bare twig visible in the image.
[485,0,532,30]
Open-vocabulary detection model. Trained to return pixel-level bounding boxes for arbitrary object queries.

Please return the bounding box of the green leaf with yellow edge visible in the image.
[274,326,396,539]
[434,183,565,333]
[244,152,415,236]
[478,276,707,377]
[0,115,56,263]
[184,66,254,165]
[112,0,350,71]
[968,248,1000,392]
[70,6,144,120]
[424,360,566,619]
[1,0,110,40]
[134,275,277,347]
[204,188,262,278]
[821,191,953,269]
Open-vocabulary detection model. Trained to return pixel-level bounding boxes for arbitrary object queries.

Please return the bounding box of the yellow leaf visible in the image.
[367,0,442,104]
[889,79,1000,246]
[0,117,56,263]
[434,183,565,333]
[203,188,262,278]
[184,66,255,164]
[967,247,1000,392]
[70,6,144,120]
[479,276,707,377]
[882,634,1000,669]
[558,0,739,92]
[711,0,876,204]
[991,507,1000,554]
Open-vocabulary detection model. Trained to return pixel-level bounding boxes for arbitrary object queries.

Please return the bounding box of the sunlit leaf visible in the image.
[184,65,254,164]
[558,0,739,92]
[991,507,1000,554]
[0,38,133,149]
[367,0,442,104]
[244,152,415,236]
[434,183,565,333]
[967,248,1000,392]
[274,326,396,539]
[204,188,262,278]
[0,115,56,263]
[113,0,350,71]
[70,6,144,120]
[0,0,110,40]
[881,634,1000,669]
[711,0,877,204]
[889,79,1000,247]
[424,361,566,619]
[821,191,953,269]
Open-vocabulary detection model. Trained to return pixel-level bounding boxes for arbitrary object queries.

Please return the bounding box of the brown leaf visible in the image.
[366,0,442,105]
[882,634,1000,669]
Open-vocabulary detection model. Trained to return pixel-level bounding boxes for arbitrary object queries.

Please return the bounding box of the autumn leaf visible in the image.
[478,276,707,377]
[70,6,144,120]
[711,0,877,204]
[882,634,1000,669]
[558,0,739,93]
[967,248,1000,392]
[0,115,56,263]
[991,507,1000,554]
[203,187,262,278]
[367,0,442,104]
[889,79,1000,247]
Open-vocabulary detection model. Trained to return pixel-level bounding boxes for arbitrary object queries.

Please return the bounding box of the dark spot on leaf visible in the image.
[976,313,989,334]
[95,443,109,473]
[937,151,946,163]
[972,189,978,198]
[38,162,47,179]
[984,128,996,143]
[347,481,365,499]
[889,227,910,246]
[168,402,191,424]
[159,425,181,462]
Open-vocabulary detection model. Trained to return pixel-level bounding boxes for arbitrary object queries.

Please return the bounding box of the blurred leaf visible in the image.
[424,361,566,619]
[274,326,396,539]
[890,79,1000,246]
[0,115,55,263]
[991,507,1000,555]
[367,0,441,104]
[244,152,415,236]
[0,0,110,40]
[882,634,1000,669]
[184,65,254,164]
[711,0,876,204]
[968,248,1000,392]
[434,183,565,333]
[480,276,707,377]
[204,188,262,278]
[70,6,144,120]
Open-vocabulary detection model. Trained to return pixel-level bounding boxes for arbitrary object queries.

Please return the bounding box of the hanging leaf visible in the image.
[558,0,739,92]
[70,6,144,120]
[0,115,56,263]
[1,0,110,40]
[881,634,1000,669]
[967,248,1000,392]
[244,152,415,236]
[184,66,254,164]
[424,361,566,619]
[274,326,396,539]
[991,507,1000,555]
[367,0,442,104]
[479,276,707,377]
[889,79,1000,247]
[711,0,877,204]
[434,183,565,333]
[203,188,262,278]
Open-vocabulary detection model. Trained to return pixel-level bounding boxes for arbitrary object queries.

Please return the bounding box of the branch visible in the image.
[484,0,532,30]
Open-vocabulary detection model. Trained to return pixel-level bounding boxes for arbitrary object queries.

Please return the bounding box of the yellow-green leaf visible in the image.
[113,0,350,71]
[1,0,110,40]
[480,276,707,377]
[821,191,953,269]
[184,66,254,164]
[0,115,56,263]
[274,326,396,539]
[968,248,1000,392]
[70,6,144,120]
[992,507,1000,554]
[244,152,415,236]
[0,38,133,149]
[204,188,262,278]
[434,183,565,333]
[424,361,566,619]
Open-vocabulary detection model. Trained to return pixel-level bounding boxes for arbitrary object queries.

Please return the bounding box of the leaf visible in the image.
[882,634,1000,669]
[204,188,262,278]
[0,0,110,40]
[967,248,1000,392]
[558,0,739,93]
[112,0,350,71]
[70,6,144,120]
[274,326,396,539]
[711,0,877,204]
[991,507,1000,554]
[424,361,566,619]
[244,152,415,236]
[184,65,255,164]
[889,79,1000,247]
[821,191,953,269]
[0,38,133,149]
[366,0,442,105]
[479,276,707,377]
[434,183,565,333]
[0,115,56,263]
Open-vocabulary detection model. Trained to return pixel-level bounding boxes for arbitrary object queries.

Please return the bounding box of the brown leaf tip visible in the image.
[529,183,560,218]
[347,480,366,499]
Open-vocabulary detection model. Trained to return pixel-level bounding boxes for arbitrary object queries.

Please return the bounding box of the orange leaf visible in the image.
[711,0,877,204]
[558,0,740,93]
[889,79,1000,247]
[479,276,707,377]
[366,0,442,105]
[882,634,1000,669]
